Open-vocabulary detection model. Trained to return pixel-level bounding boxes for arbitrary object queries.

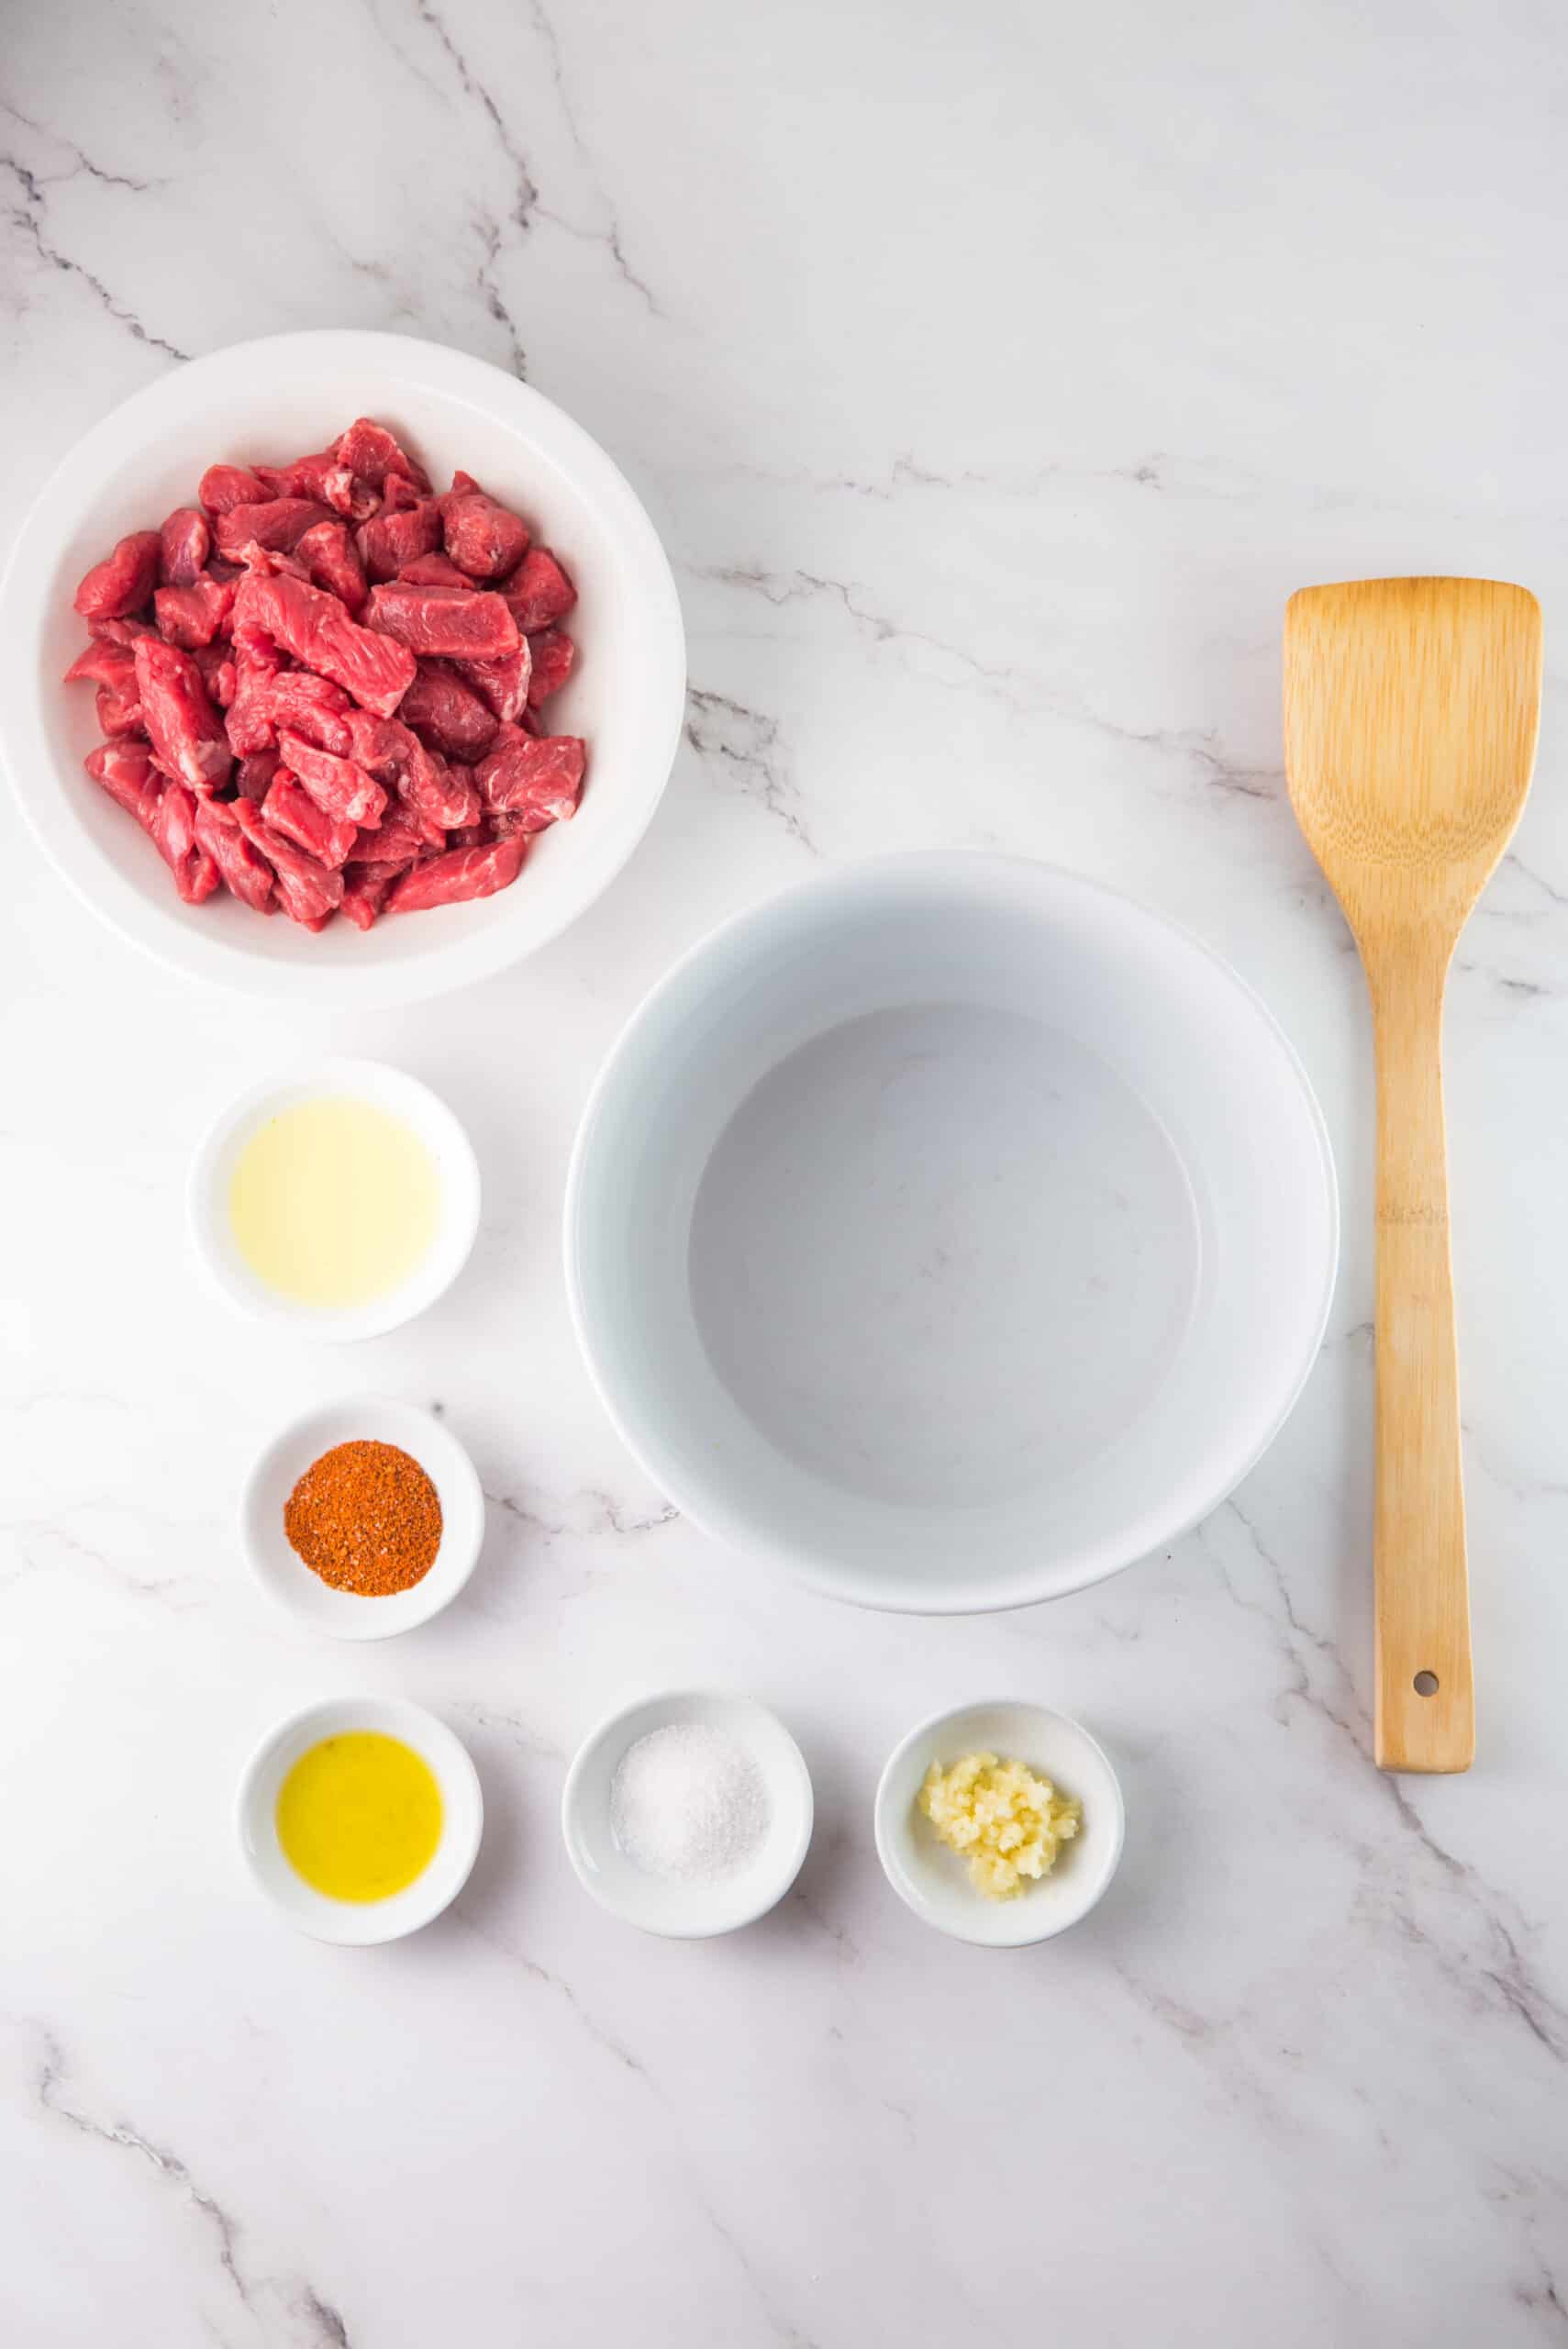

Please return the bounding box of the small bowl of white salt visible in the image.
[561,1690,814,1937]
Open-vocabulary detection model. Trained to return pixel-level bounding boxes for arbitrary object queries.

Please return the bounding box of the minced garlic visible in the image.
[918,1751,1082,1899]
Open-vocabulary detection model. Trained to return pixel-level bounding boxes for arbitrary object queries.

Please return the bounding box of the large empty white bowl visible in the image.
[0,329,685,1007]
[566,855,1338,1612]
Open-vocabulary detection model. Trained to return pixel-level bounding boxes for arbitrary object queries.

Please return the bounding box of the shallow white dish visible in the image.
[566,853,1338,1612]
[241,1397,485,1639]
[0,328,685,1008]
[875,1700,1125,1947]
[237,1695,484,1944]
[562,1690,814,1938]
[189,1055,480,1341]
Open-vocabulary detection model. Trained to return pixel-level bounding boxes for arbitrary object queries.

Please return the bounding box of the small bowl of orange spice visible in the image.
[241,1397,485,1638]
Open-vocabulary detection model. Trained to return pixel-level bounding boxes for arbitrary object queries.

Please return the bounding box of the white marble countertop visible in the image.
[3,4,1566,2343]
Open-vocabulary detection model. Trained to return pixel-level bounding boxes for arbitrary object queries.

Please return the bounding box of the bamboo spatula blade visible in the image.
[1283,577,1541,1774]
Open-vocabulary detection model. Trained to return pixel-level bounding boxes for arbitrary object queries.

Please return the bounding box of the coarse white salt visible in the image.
[610,1720,771,1883]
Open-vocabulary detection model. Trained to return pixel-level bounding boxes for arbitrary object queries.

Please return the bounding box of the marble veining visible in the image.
[2,1,1567,2342]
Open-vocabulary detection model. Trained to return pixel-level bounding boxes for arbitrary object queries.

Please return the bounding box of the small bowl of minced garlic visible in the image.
[874,1700,1125,1946]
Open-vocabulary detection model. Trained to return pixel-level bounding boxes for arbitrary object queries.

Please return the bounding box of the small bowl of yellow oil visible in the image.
[189,1057,481,1340]
[237,1696,484,1943]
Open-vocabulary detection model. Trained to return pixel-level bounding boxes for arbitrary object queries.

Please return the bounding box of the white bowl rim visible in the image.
[563,849,1340,1614]
[0,327,686,1009]
[235,1694,484,1943]
[560,1687,815,1939]
[239,1395,485,1640]
[188,1054,481,1341]
[873,1698,1127,1946]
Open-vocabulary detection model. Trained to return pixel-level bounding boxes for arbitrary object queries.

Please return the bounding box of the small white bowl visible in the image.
[241,1397,485,1639]
[0,328,685,1008]
[567,854,1338,1611]
[874,1700,1125,1947]
[237,1695,484,1943]
[189,1056,480,1341]
[562,1691,814,1938]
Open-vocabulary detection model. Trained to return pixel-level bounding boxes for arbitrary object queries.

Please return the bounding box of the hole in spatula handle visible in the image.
[1413,1670,1440,1697]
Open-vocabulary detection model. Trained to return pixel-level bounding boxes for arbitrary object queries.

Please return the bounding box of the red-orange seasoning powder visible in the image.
[284,1440,442,1596]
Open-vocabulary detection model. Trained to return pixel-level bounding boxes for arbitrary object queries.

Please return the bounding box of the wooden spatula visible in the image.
[1284,577,1541,1773]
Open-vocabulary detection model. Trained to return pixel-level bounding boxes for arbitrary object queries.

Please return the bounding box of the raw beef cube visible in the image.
[439,471,530,580]
[229,797,345,926]
[96,680,144,738]
[159,507,210,586]
[387,834,527,913]
[339,862,401,930]
[474,726,585,829]
[501,546,576,632]
[224,628,285,757]
[154,573,236,649]
[398,551,470,587]
[233,570,416,717]
[192,795,274,912]
[295,519,368,614]
[73,530,161,621]
[255,452,377,520]
[153,780,220,904]
[261,773,358,868]
[88,614,158,646]
[365,582,519,661]
[64,640,139,692]
[229,540,309,581]
[333,417,429,494]
[276,728,387,825]
[190,642,237,706]
[132,637,233,792]
[356,497,442,584]
[351,811,425,866]
[339,710,473,835]
[214,498,335,560]
[85,739,158,818]
[236,749,280,801]
[525,626,575,706]
[259,671,354,753]
[454,639,530,723]
[398,660,498,761]
[379,473,424,515]
[198,463,271,514]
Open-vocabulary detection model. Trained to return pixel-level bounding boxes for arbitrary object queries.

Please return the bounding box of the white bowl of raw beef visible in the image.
[566,856,1339,1612]
[0,329,685,1007]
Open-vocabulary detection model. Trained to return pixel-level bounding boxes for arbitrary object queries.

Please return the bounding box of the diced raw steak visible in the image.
[398,551,470,587]
[153,574,236,649]
[192,795,275,912]
[198,463,271,513]
[386,834,527,912]
[365,582,518,661]
[88,614,158,646]
[261,773,359,868]
[214,498,335,559]
[255,451,376,519]
[501,546,576,632]
[233,569,415,716]
[85,739,158,817]
[356,497,442,584]
[190,642,237,706]
[339,861,401,930]
[159,508,210,587]
[398,660,499,761]
[225,628,285,757]
[276,728,387,826]
[295,519,368,614]
[132,637,233,791]
[153,782,221,903]
[229,797,345,926]
[74,530,161,621]
[95,679,144,738]
[351,810,425,865]
[258,671,354,754]
[454,639,531,723]
[333,418,430,494]
[525,626,575,706]
[236,748,280,801]
[439,471,530,580]
[65,640,139,693]
[474,726,585,828]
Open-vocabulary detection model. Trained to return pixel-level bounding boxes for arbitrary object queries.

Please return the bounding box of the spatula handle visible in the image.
[1368,956,1474,1771]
